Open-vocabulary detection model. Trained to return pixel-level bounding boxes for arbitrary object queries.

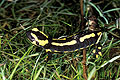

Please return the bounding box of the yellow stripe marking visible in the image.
[98,47,101,49]
[97,32,102,36]
[31,33,48,46]
[46,49,52,52]
[96,55,98,58]
[92,49,96,53]
[51,40,77,46]
[40,31,48,38]
[74,49,79,51]
[53,38,66,40]
[79,33,95,42]
[53,50,61,52]
[98,52,102,56]
[96,32,102,44]
[32,28,48,38]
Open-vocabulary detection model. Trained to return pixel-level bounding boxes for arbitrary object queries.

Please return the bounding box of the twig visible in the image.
[80,0,84,30]
[82,48,87,80]
[80,0,87,80]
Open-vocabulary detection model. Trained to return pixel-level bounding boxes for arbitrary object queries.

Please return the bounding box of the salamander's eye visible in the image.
[26,31,35,42]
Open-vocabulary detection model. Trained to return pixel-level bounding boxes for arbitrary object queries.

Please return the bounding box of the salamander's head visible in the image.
[26,28,49,46]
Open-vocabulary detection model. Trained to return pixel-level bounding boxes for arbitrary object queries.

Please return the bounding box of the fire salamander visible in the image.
[26,27,102,59]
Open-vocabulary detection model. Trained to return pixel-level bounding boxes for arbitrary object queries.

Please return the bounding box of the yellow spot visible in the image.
[96,55,98,58]
[79,33,95,42]
[32,28,39,31]
[39,40,48,46]
[92,49,96,53]
[31,33,48,46]
[53,38,66,40]
[98,47,101,49]
[46,49,52,52]
[97,32,102,36]
[51,40,77,46]
[98,52,102,56]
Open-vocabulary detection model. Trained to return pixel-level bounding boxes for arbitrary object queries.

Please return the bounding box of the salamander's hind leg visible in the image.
[92,44,102,58]
[45,51,53,62]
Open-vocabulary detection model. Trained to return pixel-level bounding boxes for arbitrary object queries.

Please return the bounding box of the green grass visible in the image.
[0,0,120,80]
